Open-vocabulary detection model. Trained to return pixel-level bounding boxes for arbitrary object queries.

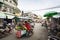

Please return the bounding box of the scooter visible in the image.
[0,26,12,38]
[26,25,34,37]
[16,29,26,38]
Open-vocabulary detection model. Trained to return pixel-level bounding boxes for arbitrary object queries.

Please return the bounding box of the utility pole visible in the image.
[21,11,24,16]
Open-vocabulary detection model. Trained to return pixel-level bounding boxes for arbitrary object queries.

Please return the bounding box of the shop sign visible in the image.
[15,13,20,16]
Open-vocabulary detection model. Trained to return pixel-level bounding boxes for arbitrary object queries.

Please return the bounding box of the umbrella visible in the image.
[44,11,57,17]
[53,13,60,18]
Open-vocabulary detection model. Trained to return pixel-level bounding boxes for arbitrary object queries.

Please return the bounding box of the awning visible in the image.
[6,15,15,19]
[0,11,15,19]
[18,16,32,20]
[4,12,15,19]
[0,11,6,18]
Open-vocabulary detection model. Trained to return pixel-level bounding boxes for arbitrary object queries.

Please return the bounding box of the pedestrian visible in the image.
[11,20,15,28]
[3,20,7,29]
[46,18,51,35]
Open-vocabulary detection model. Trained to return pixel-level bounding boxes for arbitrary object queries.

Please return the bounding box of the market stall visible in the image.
[43,11,60,39]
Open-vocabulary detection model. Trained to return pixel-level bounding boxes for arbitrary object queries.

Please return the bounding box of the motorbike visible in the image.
[0,25,12,38]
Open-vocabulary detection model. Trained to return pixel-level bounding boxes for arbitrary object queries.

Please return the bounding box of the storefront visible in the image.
[0,11,15,25]
[44,11,60,39]
[0,11,6,25]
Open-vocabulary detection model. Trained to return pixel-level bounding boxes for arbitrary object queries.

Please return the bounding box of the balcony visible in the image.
[4,1,17,9]
[13,0,18,5]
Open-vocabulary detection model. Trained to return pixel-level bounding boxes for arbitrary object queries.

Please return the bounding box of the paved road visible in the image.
[0,23,48,40]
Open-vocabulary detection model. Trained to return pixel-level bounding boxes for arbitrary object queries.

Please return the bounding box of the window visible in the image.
[3,6,7,12]
[5,0,8,1]
[10,8,13,13]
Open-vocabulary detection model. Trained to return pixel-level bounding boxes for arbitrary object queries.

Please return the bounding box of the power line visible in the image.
[24,5,60,12]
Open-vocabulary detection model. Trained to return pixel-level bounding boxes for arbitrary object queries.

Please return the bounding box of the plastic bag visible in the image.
[16,30,21,38]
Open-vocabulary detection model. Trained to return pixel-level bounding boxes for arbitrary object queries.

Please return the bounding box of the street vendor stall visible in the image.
[44,11,60,39]
[53,13,60,37]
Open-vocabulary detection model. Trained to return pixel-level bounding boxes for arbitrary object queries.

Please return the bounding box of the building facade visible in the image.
[0,0,20,14]
[0,0,20,25]
[22,12,42,22]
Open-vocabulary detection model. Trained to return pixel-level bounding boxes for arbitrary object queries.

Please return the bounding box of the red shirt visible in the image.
[24,22,30,30]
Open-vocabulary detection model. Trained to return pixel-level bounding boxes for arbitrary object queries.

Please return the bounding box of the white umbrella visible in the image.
[53,13,60,18]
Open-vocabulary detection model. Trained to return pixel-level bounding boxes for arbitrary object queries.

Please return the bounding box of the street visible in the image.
[0,23,48,40]
[0,0,60,40]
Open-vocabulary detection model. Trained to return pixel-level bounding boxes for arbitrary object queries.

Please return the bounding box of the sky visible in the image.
[18,0,60,17]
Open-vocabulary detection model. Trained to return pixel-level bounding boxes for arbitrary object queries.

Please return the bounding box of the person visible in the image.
[11,20,15,28]
[5,23,12,33]
[3,20,7,29]
[30,21,35,31]
[46,18,51,35]
[15,19,24,30]
[24,21,30,30]
[5,16,8,24]
[24,21,30,36]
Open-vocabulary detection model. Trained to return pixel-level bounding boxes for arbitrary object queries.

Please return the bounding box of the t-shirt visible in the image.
[24,23,30,30]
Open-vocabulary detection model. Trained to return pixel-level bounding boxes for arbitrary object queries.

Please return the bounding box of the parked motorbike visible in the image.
[0,25,12,38]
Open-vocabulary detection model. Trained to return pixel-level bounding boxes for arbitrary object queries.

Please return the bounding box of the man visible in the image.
[24,21,30,36]
[24,21,30,30]
[3,20,7,29]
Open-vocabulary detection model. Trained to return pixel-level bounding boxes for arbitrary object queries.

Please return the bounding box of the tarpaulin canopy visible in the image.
[4,12,15,19]
[44,11,57,17]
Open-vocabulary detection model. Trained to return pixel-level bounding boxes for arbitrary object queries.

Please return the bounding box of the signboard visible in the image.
[0,0,3,2]
[15,13,20,16]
